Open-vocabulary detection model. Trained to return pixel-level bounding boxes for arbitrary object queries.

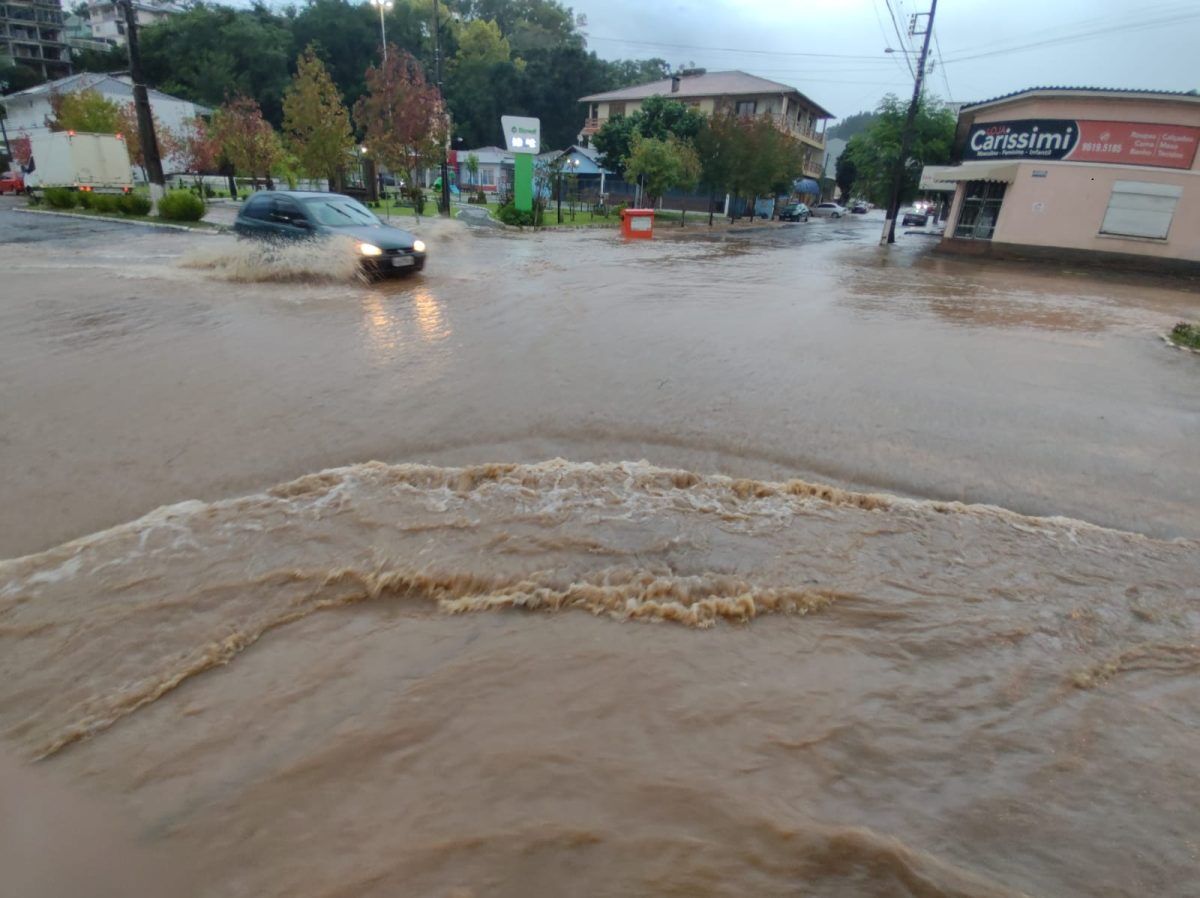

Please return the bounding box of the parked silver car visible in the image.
[810,202,846,219]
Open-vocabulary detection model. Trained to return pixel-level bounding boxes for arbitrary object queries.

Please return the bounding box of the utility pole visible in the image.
[0,80,12,166]
[880,0,938,245]
[121,0,165,209]
[433,0,451,217]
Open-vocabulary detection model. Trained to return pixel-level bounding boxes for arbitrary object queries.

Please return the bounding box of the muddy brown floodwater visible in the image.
[1,211,1198,897]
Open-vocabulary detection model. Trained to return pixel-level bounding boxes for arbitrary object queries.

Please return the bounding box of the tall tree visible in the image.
[210,95,285,191]
[446,18,517,147]
[283,45,355,187]
[592,95,707,177]
[178,116,220,187]
[838,95,955,205]
[353,46,447,201]
[47,89,122,132]
[693,113,738,225]
[116,103,180,180]
[623,133,700,217]
[139,2,293,125]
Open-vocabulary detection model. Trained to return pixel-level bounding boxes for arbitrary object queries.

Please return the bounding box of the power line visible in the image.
[942,10,1200,64]
[882,0,916,77]
[584,35,896,61]
[945,1,1196,58]
[871,0,913,79]
[932,31,951,100]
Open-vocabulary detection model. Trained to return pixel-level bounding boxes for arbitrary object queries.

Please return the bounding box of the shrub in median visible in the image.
[1169,322,1200,350]
[496,203,536,227]
[89,193,122,214]
[157,189,205,222]
[120,193,152,216]
[43,187,77,209]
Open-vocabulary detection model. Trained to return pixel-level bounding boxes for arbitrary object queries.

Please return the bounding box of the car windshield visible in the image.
[302,197,380,227]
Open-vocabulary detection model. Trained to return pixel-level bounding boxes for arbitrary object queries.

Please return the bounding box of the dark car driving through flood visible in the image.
[233,191,426,276]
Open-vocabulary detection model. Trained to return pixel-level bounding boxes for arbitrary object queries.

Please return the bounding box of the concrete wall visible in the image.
[946,94,1200,264]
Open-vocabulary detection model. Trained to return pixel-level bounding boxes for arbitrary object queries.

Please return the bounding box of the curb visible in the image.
[1162,335,1200,354]
[16,207,226,235]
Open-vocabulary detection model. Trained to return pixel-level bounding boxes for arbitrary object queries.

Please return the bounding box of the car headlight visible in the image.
[358,242,383,257]
[412,239,426,253]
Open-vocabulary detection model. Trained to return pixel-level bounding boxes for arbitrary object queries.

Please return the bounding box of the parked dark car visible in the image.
[779,202,810,222]
[233,190,426,276]
[901,207,930,227]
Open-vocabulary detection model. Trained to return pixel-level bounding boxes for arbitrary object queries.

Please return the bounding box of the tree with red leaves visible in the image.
[353,46,447,206]
[178,116,221,189]
[10,133,33,169]
[116,103,180,183]
[209,95,284,196]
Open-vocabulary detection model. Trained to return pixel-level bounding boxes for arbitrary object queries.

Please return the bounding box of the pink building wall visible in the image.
[944,94,1200,264]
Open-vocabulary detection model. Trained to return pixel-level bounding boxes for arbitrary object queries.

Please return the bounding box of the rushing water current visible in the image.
[2,460,1198,897]
[1,208,1198,896]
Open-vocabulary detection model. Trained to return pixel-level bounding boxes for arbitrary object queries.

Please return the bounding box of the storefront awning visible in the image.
[794,178,821,194]
[920,162,1019,190]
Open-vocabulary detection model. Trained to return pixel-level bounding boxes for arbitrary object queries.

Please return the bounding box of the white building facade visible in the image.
[1,72,208,174]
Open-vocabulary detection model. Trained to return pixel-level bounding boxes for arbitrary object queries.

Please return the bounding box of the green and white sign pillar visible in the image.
[513,154,534,212]
[501,115,540,213]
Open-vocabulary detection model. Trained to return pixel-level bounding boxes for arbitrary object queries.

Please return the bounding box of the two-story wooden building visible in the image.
[578,70,833,181]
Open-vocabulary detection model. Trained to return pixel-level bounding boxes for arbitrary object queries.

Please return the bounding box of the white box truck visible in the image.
[26,131,133,194]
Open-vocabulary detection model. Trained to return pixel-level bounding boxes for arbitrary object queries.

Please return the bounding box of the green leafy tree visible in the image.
[464,151,479,187]
[624,133,700,215]
[210,95,285,193]
[592,95,707,177]
[115,103,181,180]
[283,45,355,187]
[834,137,860,204]
[838,94,956,206]
[693,112,739,225]
[353,46,447,205]
[446,18,519,147]
[139,2,293,125]
[47,89,122,132]
[0,62,42,94]
[827,109,879,141]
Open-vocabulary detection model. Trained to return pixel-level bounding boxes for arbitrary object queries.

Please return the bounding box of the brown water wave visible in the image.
[2,460,1198,896]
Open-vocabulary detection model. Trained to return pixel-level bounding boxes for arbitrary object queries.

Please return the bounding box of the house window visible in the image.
[736,100,756,116]
[609,101,626,117]
[479,167,495,187]
[954,181,1007,240]
[1099,180,1181,240]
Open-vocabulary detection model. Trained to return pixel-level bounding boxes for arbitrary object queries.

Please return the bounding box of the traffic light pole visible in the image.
[880,0,938,245]
[121,0,165,209]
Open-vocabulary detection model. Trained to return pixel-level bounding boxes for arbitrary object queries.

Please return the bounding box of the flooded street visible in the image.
[1,202,1198,897]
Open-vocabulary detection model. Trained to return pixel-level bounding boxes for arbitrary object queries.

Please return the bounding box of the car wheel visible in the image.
[832,212,841,218]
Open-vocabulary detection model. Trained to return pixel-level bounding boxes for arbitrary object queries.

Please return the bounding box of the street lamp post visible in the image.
[372,0,392,62]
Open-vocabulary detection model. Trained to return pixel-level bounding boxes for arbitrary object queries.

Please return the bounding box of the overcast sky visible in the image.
[570,0,1200,121]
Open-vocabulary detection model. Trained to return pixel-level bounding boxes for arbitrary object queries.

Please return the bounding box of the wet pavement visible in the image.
[3,197,1199,898]
[1,198,1196,556]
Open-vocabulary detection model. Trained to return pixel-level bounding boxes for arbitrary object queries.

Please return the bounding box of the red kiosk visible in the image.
[620,208,655,239]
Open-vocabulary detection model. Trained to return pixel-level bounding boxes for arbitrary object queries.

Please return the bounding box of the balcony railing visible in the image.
[580,116,603,135]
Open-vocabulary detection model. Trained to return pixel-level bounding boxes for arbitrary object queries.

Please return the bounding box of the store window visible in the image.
[736,100,757,116]
[1099,180,1181,240]
[954,181,1007,240]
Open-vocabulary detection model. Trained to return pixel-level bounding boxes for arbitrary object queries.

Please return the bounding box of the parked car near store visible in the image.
[811,202,846,218]
[902,207,930,227]
[779,202,810,222]
[0,170,25,194]
[234,191,426,277]
[851,202,869,214]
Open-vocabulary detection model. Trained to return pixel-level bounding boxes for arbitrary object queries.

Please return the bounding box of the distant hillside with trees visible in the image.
[1,0,672,152]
